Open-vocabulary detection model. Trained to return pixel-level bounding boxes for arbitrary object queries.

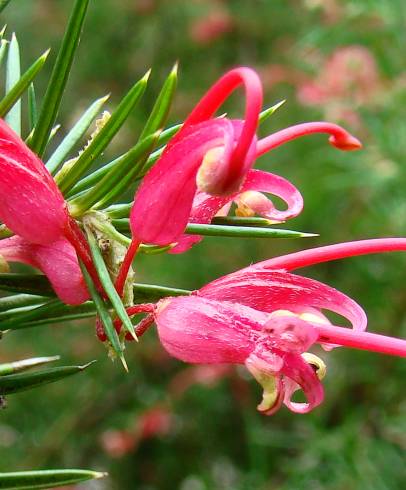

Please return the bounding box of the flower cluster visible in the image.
[0,67,405,416]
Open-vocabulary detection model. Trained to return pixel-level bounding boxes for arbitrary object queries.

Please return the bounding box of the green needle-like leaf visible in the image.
[0,273,55,296]
[29,0,90,156]
[65,123,181,198]
[0,294,46,312]
[84,225,137,340]
[0,361,95,395]
[57,72,150,194]
[0,356,60,376]
[259,99,286,125]
[185,223,317,239]
[139,62,177,138]
[133,283,190,303]
[45,94,109,175]
[0,0,11,13]
[78,260,126,368]
[0,469,106,490]
[0,39,8,68]
[27,83,38,132]
[4,33,21,134]
[0,48,49,120]
[212,216,278,227]
[112,218,317,239]
[105,202,132,219]
[0,298,65,331]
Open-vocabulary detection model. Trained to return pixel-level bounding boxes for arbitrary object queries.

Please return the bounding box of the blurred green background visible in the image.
[1,0,406,489]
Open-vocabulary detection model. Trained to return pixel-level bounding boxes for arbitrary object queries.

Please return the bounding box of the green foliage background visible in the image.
[1,1,406,489]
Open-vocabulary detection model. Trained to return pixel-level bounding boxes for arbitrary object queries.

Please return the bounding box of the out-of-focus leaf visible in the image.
[0,356,60,376]
[0,361,95,394]
[0,0,11,13]
[0,298,65,331]
[0,274,55,296]
[0,294,46,312]
[57,71,150,194]
[4,33,21,134]
[29,0,90,156]
[0,49,49,120]
[0,469,106,489]
[45,94,109,175]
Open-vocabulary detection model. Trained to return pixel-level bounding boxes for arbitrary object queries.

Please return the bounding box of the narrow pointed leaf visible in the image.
[29,0,90,156]
[259,100,286,125]
[45,94,110,175]
[16,310,96,329]
[27,83,38,132]
[0,39,8,68]
[0,294,46,312]
[105,202,132,219]
[84,226,136,339]
[4,33,21,134]
[0,273,55,296]
[65,122,181,198]
[0,361,95,394]
[80,132,160,212]
[0,49,49,119]
[0,356,60,376]
[133,283,190,303]
[0,298,65,331]
[57,72,150,194]
[112,218,317,239]
[78,260,124,360]
[139,62,177,139]
[0,469,106,490]
[0,0,11,13]
[212,216,278,226]
[184,223,317,239]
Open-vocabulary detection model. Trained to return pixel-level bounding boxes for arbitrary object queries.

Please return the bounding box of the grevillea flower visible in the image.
[122,67,361,271]
[0,119,92,304]
[118,239,406,415]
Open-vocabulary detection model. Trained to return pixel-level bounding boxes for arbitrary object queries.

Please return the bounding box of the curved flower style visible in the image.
[0,119,92,304]
[118,239,406,415]
[129,67,361,250]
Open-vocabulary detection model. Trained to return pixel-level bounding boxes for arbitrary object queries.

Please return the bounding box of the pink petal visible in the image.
[170,169,303,254]
[0,236,89,305]
[277,350,324,413]
[198,269,367,333]
[263,315,319,353]
[155,296,268,364]
[0,120,68,244]
[130,118,235,246]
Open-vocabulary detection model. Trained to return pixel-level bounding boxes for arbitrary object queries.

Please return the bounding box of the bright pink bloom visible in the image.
[0,119,93,303]
[0,119,69,244]
[121,239,406,415]
[129,67,361,249]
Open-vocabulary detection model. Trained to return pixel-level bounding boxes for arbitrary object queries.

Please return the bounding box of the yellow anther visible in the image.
[299,312,331,325]
[302,352,327,380]
[0,254,9,273]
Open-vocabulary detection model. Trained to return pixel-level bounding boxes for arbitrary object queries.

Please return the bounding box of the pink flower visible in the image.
[129,67,361,250]
[0,119,94,304]
[120,238,406,415]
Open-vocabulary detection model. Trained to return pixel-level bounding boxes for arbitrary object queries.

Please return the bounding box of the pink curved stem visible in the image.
[315,323,406,357]
[256,122,362,157]
[254,238,406,272]
[178,67,263,175]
